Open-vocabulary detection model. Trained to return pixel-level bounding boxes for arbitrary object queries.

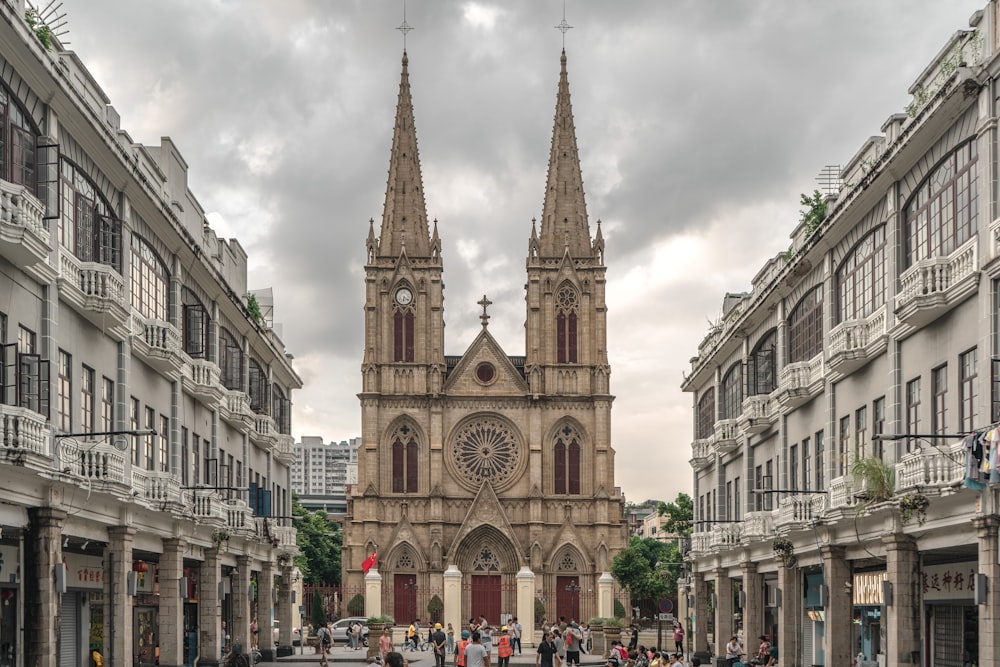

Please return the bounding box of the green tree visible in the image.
[293,494,342,585]
[657,492,694,537]
[312,588,327,629]
[610,536,672,606]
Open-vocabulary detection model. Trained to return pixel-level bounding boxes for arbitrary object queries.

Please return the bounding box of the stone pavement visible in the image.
[267,645,610,667]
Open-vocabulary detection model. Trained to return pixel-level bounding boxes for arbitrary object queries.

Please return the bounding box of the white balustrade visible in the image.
[829,306,887,357]
[0,405,48,455]
[130,469,182,504]
[57,438,125,483]
[895,441,965,490]
[829,476,854,509]
[896,238,977,309]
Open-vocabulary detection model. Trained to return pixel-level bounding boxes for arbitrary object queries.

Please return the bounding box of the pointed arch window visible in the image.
[788,286,823,362]
[393,284,415,362]
[556,285,579,363]
[721,363,742,419]
[747,329,777,396]
[391,423,419,493]
[219,328,243,391]
[696,388,715,439]
[553,424,581,495]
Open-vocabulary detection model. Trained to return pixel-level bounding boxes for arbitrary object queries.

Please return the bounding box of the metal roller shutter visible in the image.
[59,593,80,667]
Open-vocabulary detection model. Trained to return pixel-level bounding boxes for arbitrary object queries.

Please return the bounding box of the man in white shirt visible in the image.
[465,631,491,667]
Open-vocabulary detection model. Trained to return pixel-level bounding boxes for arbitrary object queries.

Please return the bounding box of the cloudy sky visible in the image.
[56,0,986,505]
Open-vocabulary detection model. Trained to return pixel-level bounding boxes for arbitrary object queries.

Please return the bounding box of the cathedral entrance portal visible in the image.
[470,575,501,623]
[556,576,581,622]
[394,574,417,624]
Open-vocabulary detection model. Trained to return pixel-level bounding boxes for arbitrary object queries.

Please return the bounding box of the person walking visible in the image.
[456,630,471,667]
[465,631,491,667]
[553,628,566,667]
[433,623,448,667]
[537,631,562,667]
[380,627,394,664]
[496,626,513,667]
[564,623,582,666]
[316,624,332,667]
[510,617,522,655]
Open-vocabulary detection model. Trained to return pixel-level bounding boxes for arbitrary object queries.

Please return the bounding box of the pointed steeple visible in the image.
[539,50,592,258]
[379,52,431,258]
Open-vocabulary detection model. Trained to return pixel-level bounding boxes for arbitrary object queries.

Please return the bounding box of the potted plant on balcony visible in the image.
[898,492,930,526]
[851,457,895,509]
[211,529,231,549]
[772,537,796,568]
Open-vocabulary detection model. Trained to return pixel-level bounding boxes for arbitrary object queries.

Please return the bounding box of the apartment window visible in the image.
[855,406,867,460]
[959,348,978,432]
[838,415,850,477]
[903,139,978,267]
[764,459,774,511]
[872,396,886,460]
[747,329,777,395]
[815,430,825,489]
[159,415,169,473]
[734,477,741,518]
[754,464,764,512]
[59,160,121,271]
[802,437,811,492]
[248,358,269,414]
[219,328,243,391]
[182,288,209,358]
[788,286,824,363]
[698,495,705,525]
[932,365,948,436]
[0,86,40,191]
[836,226,886,323]
[144,407,155,471]
[80,365,95,434]
[130,397,140,467]
[789,443,799,490]
[11,325,47,417]
[101,377,114,432]
[272,384,291,434]
[696,388,716,439]
[17,325,34,354]
[721,363,743,419]
[181,427,190,486]
[906,377,921,453]
[130,235,169,320]
[726,480,733,521]
[57,349,71,432]
[202,438,211,485]
[993,358,1000,424]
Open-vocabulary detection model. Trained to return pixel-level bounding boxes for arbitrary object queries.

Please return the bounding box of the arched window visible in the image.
[59,160,120,271]
[556,284,579,363]
[272,384,291,434]
[721,363,742,419]
[248,357,269,413]
[219,328,243,390]
[696,388,715,439]
[747,329,777,396]
[0,86,40,191]
[788,286,823,363]
[393,283,415,362]
[182,287,209,358]
[130,235,169,320]
[836,226,886,323]
[390,423,418,493]
[553,423,582,495]
[904,140,978,267]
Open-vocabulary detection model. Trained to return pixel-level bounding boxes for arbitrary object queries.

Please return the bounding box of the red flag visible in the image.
[361,550,378,574]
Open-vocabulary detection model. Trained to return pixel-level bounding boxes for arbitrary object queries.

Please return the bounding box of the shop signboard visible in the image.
[921,562,975,601]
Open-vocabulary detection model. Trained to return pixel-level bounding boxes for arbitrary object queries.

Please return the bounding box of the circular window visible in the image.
[475,362,496,384]
[449,416,523,489]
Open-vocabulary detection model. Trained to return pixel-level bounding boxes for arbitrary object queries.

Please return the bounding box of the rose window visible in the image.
[450,417,521,486]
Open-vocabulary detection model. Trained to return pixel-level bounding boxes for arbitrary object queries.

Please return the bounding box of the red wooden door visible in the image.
[556,576,580,622]
[471,575,501,624]
[394,574,417,623]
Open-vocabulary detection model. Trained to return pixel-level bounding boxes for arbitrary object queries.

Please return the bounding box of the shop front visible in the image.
[802,571,825,667]
[133,558,160,667]
[60,551,105,667]
[851,569,886,667]
[183,564,200,667]
[0,543,18,667]
[922,561,977,667]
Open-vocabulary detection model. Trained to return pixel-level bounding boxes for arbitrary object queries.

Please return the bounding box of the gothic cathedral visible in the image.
[342,49,627,627]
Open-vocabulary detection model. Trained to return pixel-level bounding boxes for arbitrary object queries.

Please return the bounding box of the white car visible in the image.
[330,617,370,646]
[272,620,301,646]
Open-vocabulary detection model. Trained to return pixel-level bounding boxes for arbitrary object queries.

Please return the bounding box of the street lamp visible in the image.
[564,581,581,621]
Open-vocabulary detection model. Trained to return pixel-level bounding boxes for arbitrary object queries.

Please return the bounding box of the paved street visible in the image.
[266,645,611,667]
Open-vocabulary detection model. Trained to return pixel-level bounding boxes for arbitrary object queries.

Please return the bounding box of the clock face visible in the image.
[395,287,413,306]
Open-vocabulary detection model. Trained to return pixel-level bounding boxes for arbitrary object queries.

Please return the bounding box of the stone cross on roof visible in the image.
[478,295,493,328]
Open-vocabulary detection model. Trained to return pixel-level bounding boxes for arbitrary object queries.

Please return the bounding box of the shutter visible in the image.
[36,137,60,219]
[932,606,962,667]
[393,310,404,361]
[262,489,272,518]
[249,482,258,515]
[800,618,813,667]
[59,592,80,667]
[404,311,415,362]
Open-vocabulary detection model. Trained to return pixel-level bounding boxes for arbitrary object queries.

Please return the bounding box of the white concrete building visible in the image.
[683,5,1000,667]
[0,3,301,666]
[291,436,361,517]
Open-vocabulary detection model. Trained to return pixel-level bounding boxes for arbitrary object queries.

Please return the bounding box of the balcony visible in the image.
[739,394,777,435]
[58,253,130,338]
[895,441,965,491]
[131,469,184,510]
[690,438,714,470]
[774,355,824,410]
[183,358,225,405]
[828,475,856,510]
[0,404,50,465]
[895,238,978,332]
[225,499,256,536]
[690,531,711,555]
[219,390,253,431]
[57,437,127,487]
[249,413,278,449]
[131,314,185,375]
[275,434,296,465]
[270,524,297,549]
[713,419,740,455]
[186,490,227,526]
[0,180,52,271]
[742,510,775,541]
[710,523,742,550]
[827,305,888,376]
[775,494,827,532]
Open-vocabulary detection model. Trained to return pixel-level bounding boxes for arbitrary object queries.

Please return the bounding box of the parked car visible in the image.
[272,620,301,646]
[330,617,370,647]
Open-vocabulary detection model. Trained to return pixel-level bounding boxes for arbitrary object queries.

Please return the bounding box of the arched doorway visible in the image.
[454,526,519,625]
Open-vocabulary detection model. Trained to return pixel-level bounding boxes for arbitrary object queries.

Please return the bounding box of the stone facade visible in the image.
[342,50,627,629]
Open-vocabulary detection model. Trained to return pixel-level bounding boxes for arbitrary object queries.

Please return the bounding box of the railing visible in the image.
[132,314,182,355]
[777,355,823,395]
[0,179,49,246]
[742,510,774,540]
[225,499,255,532]
[188,358,221,390]
[0,404,49,455]
[188,490,226,522]
[829,476,854,509]
[906,29,983,118]
[226,390,251,417]
[691,437,713,461]
[60,252,127,309]
[710,523,742,549]
[895,441,965,490]
[253,413,277,439]
[991,216,1000,260]
[895,238,977,310]
[131,469,183,504]
[713,419,740,452]
[828,306,887,358]
[776,494,827,526]
[275,434,295,460]
[57,438,125,483]
[271,524,297,548]
[690,531,711,554]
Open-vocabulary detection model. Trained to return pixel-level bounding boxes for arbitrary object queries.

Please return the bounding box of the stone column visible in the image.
[691,572,709,657]
[258,559,275,661]
[741,560,763,651]
[515,567,536,648]
[365,567,384,617]
[159,538,186,667]
[598,571,615,620]
[25,507,66,667]
[106,525,136,667]
[199,547,222,667]
[777,561,801,667]
[883,533,918,667]
[445,566,464,642]
[276,565,295,657]
[714,570,733,658]
[975,517,1000,667]
[233,555,251,650]
[821,545,851,667]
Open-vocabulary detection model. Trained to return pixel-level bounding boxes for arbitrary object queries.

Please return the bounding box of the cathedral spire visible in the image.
[378,52,431,258]
[539,49,592,258]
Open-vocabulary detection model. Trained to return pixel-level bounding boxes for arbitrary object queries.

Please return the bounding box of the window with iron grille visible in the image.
[906,377,921,454]
[696,388,715,439]
[219,328,243,391]
[959,348,978,432]
[836,226,886,324]
[721,363,742,420]
[248,358,269,414]
[788,286,824,363]
[932,365,948,436]
[80,365,94,434]
[747,329,777,395]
